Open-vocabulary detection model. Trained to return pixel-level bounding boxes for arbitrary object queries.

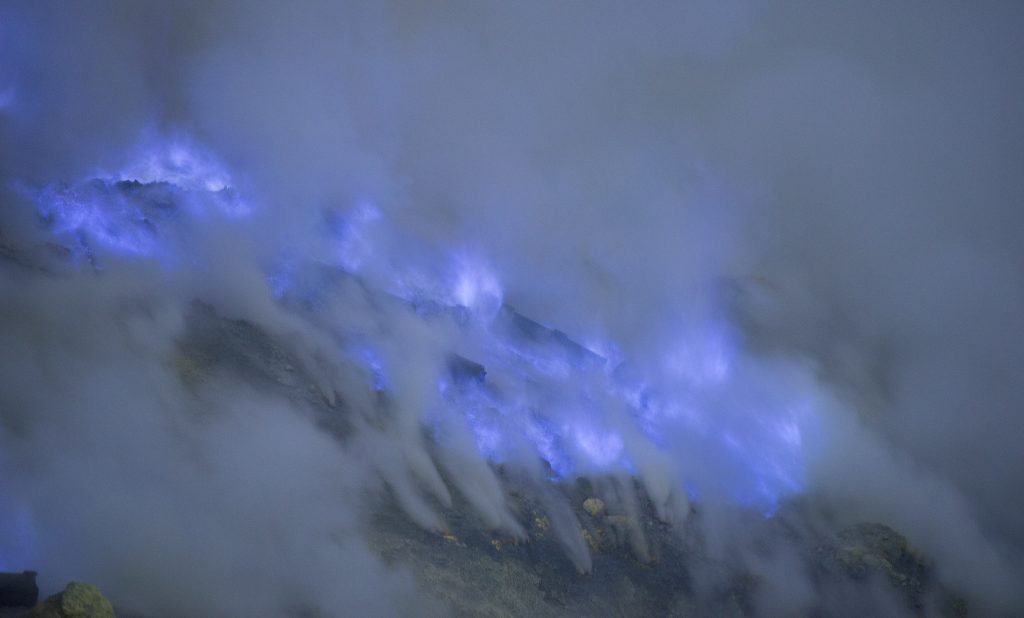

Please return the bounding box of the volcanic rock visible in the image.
[0,572,38,608]
[26,583,114,618]
[582,498,605,518]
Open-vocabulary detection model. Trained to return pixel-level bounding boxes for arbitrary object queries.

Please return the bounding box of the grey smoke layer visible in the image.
[1,1,1023,615]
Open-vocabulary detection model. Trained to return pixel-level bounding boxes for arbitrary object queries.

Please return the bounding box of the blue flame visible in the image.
[115,139,248,215]
[450,254,504,320]
[18,134,810,514]
[310,210,810,511]
[32,180,162,259]
[330,200,381,272]
[24,137,251,265]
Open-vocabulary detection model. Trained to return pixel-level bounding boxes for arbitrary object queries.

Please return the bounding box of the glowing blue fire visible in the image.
[330,200,381,272]
[450,255,504,320]
[256,201,811,511]
[23,138,251,264]
[17,134,811,515]
[33,181,162,259]
[117,140,236,196]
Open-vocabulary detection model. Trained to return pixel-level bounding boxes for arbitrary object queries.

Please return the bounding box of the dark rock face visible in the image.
[175,300,354,438]
[446,353,487,385]
[367,476,971,617]
[817,523,928,596]
[0,255,971,615]
[176,301,969,616]
[0,572,38,608]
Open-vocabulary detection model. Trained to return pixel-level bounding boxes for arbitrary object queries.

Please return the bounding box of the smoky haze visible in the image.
[1,1,1023,615]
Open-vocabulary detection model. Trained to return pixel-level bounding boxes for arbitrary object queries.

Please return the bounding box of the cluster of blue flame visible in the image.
[22,138,809,515]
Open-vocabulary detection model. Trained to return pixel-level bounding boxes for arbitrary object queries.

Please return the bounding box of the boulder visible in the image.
[582,497,605,517]
[27,583,114,618]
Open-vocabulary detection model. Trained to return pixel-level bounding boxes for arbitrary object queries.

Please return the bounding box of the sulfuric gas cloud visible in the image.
[1,1,1023,616]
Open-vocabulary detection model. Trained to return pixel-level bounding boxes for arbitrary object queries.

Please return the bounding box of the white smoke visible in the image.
[1,1,1023,615]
